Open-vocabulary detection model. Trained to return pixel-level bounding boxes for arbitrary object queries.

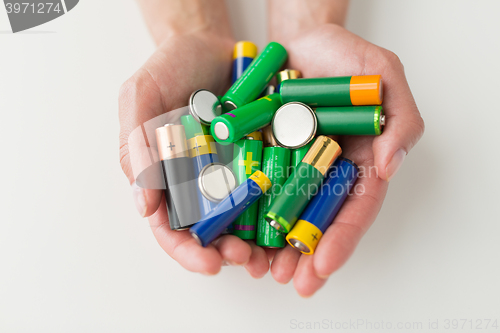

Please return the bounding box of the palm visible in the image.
[121,25,423,295]
[120,33,235,184]
[121,33,272,276]
[269,25,398,295]
[142,34,234,116]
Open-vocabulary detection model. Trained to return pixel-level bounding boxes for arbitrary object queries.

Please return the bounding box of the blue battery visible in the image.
[190,170,271,247]
[181,115,220,218]
[286,158,359,255]
[231,41,258,84]
[193,152,219,217]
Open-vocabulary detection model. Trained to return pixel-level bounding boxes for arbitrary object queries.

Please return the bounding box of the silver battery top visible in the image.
[223,100,237,111]
[268,220,285,232]
[265,85,275,96]
[288,238,311,254]
[213,122,229,140]
[189,89,222,125]
[198,163,237,202]
[380,114,386,126]
[272,102,317,149]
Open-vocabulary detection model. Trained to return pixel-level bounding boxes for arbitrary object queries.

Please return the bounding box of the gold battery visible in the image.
[277,69,302,85]
[155,123,200,230]
[302,136,342,176]
[245,131,263,141]
[156,124,190,161]
[261,126,279,147]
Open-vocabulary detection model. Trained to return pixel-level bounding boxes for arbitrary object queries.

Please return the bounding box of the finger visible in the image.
[264,247,278,262]
[213,235,252,266]
[148,195,222,275]
[270,245,301,284]
[119,69,166,217]
[119,36,234,217]
[293,255,328,298]
[313,143,388,278]
[131,182,162,218]
[243,241,270,279]
[286,25,424,181]
[372,52,425,181]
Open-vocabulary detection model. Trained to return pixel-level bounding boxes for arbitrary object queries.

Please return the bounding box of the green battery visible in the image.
[265,136,342,233]
[181,114,209,139]
[316,105,385,136]
[221,42,288,110]
[211,94,282,145]
[291,141,313,173]
[216,143,234,168]
[256,127,290,248]
[289,141,313,178]
[231,135,263,239]
[213,96,235,167]
[280,75,383,107]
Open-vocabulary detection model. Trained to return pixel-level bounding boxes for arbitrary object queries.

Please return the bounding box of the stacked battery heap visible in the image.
[156,41,385,255]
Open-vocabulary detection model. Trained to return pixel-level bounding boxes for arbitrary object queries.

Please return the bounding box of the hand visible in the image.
[269,24,425,296]
[118,33,269,277]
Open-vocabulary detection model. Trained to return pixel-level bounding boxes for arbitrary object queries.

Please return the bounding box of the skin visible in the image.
[119,0,424,296]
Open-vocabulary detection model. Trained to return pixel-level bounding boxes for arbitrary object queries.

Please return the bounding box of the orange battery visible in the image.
[280,75,383,107]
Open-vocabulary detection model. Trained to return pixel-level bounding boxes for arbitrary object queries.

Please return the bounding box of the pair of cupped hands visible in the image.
[118,24,424,297]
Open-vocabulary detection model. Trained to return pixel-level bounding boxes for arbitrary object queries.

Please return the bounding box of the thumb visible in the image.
[373,57,425,181]
[119,72,167,217]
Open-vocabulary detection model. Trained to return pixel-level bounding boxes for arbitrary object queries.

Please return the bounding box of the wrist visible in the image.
[153,20,234,46]
[272,23,344,49]
[156,28,235,48]
[137,0,233,46]
[268,0,349,44]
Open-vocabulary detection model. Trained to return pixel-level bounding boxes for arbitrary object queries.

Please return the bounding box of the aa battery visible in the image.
[231,135,263,239]
[211,93,282,145]
[181,115,219,218]
[156,124,200,230]
[215,143,234,168]
[256,127,290,248]
[291,141,313,168]
[245,131,263,141]
[276,69,302,92]
[258,84,276,99]
[280,75,383,107]
[289,141,313,178]
[232,41,258,84]
[190,170,272,247]
[265,136,342,234]
[287,158,359,254]
[222,42,288,110]
[315,105,385,136]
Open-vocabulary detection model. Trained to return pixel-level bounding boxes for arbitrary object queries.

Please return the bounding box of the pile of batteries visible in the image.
[155,41,384,255]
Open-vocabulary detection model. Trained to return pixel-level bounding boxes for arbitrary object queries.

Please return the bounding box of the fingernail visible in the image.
[314,269,329,280]
[276,280,289,285]
[386,149,407,182]
[236,259,250,266]
[226,259,247,267]
[132,182,147,217]
[221,260,229,266]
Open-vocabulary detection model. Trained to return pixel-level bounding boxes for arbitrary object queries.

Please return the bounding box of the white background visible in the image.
[1,0,499,332]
